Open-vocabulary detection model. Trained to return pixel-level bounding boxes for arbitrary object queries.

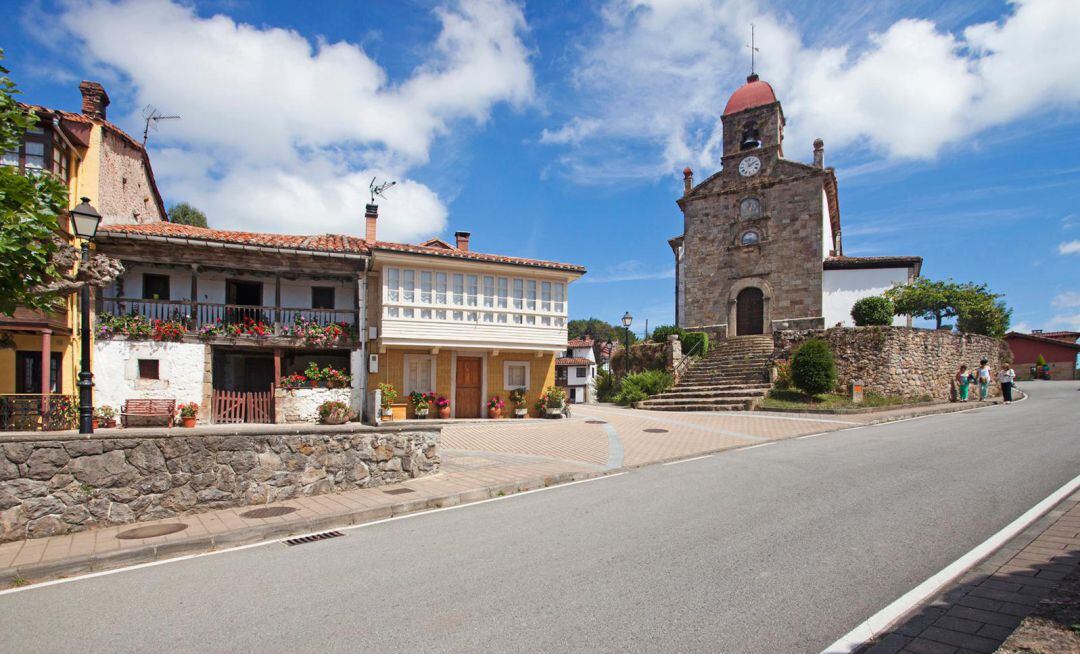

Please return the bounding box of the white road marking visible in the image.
[662,455,713,466]
[795,432,828,440]
[737,442,776,451]
[821,470,1080,654]
[0,472,627,595]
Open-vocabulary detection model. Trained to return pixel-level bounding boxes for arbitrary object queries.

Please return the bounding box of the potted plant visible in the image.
[377,382,397,420]
[434,395,451,419]
[305,361,328,388]
[177,402,199,428]
[409,391,431,418]
[543,386,567,418]
[318,400,351,425]
[487,396,505,419]
[509,388,528,418]
[93,405,117,429]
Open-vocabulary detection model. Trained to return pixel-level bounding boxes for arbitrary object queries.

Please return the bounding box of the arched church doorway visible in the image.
[736,287,764,335]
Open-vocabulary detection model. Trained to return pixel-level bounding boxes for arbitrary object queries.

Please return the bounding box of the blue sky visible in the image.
[3,0,1078,334]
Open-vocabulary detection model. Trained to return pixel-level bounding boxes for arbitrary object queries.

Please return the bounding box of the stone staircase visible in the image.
[639,335,774,411]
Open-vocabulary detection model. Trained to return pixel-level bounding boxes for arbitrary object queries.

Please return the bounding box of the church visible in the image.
[669,73,921,338]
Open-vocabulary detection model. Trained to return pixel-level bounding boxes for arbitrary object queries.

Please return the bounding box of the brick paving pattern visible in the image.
[862,492,1080,654]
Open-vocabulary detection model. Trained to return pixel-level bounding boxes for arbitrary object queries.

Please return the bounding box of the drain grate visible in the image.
[116,523,189,540]
[644,428,669,433]
[240,506,298,519]
[284,531,344,546]
[586,420,607,424]
[382,487,416,495]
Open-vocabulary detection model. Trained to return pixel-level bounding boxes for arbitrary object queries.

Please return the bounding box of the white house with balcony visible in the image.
[365,205,586,419]
[556,337,598,404]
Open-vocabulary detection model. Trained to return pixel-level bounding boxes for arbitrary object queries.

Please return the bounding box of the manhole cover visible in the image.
[240,506,298,519]
[586,420,607,424]
[383,487,416,495]
[644,428,669,433]
[116,523,188,540]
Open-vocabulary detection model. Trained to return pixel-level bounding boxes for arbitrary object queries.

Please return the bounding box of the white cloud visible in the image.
[1053,291,1080,308]
[1059,240,1080,255]
[57,0,533,241]
[1010,321,1033,333]
[542,0,1080,178]
[1050,314,1080,330]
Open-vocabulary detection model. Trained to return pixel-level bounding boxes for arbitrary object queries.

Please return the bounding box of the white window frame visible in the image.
[403,354,437,396]
[503,360,531,391]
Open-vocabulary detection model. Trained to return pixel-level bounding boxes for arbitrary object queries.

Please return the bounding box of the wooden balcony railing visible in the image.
[100,298,358,342]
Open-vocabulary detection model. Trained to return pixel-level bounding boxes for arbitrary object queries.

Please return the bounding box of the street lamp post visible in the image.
[621,311,633,377]
[70,198,102,434]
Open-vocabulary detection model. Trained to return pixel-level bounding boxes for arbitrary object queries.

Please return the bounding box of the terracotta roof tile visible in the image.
[823,255,922,270]
[556,357,594,366]
[98,222,369,255]
[374,241,585,273]
[567,338,594,348]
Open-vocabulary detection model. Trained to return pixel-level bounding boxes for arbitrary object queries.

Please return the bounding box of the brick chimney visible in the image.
[813,138,825,168]
[365,203,379,243]
[79,81,110,120]
[454,231,471,251]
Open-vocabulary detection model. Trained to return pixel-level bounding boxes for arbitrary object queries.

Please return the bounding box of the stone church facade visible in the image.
[670,74,920,338]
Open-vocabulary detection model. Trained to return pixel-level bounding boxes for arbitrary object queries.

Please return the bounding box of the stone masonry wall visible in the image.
[275,387,352,423]
[772,326,1012,400]
[0,426,439,542]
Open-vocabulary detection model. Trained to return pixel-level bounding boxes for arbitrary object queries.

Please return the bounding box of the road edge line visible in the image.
[820,470,1080,654]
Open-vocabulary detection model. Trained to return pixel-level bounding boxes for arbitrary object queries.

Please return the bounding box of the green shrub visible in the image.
[651,325,685,344]
[614,370,673,406]
[1035,354,1046,367]
[850,296,894,326]
[595,369,618,402]
[681,331,709,356]
[773,360,791,390]
[790,338,837,398]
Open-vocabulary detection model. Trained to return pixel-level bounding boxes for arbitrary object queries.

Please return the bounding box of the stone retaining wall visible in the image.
[772,326,1011,400]
[275,387,352,424]
[0,425,439,542]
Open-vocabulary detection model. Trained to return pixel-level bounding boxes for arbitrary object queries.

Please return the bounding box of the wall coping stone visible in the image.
[0,421,440,444]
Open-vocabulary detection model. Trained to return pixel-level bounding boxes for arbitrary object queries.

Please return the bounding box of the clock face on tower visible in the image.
[738,156,761,177]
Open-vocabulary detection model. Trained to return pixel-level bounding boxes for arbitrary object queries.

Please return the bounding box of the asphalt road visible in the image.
[3,382,1078,653]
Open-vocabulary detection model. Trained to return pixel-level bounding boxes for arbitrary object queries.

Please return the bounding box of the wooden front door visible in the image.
[736,287,764,335]
[455,357,482,418]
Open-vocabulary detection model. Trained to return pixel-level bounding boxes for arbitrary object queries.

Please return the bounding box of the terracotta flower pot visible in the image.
[438,406,451,419]
[91,419,100,430]
[488,408,502,419]
[181,416,197,428]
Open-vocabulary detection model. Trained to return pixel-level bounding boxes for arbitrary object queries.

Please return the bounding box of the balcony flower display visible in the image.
[281,317,356,346]
[224,316,270,338]
[279,372,308,390]
[303,362,352,388]
[96,313,152,339]
[151,319,188,342]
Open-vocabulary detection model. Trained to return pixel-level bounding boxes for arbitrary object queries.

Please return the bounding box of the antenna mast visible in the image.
[141,105,181,146]
[746,24,760,75]
[369,177,397,204]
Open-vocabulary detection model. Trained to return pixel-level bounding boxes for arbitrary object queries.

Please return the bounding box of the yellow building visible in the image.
[0,81,164,416]
[364,207,585,419]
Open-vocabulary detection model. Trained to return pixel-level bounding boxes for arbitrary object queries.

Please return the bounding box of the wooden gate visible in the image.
[212,386,275,424]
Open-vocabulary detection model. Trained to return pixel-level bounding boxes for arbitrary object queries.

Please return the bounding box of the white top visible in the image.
[977,366,991,381]
[997,369,1015,383]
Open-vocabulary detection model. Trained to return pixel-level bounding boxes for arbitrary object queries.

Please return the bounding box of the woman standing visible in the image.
[955,365,971,402]
[997,364,1016,404]
[977,359,992,401]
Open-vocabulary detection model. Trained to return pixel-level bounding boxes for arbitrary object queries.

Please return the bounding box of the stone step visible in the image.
[651,389,770,400]
[680,374,768,384]
[641,393,768,406]
[638,399,761,411]
[663,383,771,393]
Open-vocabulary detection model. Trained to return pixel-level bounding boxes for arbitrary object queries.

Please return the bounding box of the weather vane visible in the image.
[369,177,397,203]
[747,23,760,75]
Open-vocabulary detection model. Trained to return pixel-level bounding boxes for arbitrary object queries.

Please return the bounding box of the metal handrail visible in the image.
[672,336,706,380]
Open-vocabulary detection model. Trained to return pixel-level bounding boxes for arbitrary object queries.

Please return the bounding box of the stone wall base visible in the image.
[0,427,439,542]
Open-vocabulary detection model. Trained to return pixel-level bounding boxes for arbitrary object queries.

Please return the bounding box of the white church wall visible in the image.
[822,268,912,327]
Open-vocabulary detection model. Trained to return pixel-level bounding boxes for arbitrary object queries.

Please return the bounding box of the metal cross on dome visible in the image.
[746,23,760,75]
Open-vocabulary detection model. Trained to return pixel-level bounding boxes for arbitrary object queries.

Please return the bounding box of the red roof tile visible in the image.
[567,338,594,348]
[556,357,593,366]
[723,74,778,116]
[98,222,369,255]
[374,241,585,273]
[823,256,922,271]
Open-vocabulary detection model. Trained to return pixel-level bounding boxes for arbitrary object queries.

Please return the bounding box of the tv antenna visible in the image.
[141,105,180,146]
[369,177,397,203]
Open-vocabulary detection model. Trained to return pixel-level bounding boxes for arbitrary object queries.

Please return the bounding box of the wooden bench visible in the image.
[120,399,176,428]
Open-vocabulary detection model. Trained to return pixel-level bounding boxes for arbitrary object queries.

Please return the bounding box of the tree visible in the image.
[850,296,894,326]
[168,202,208,227]
[567,317,637,349]
[790,338,837,398]
[650,325,684,343]
[953,286,1011,338]
[0,51,122,316]
[884,278,960,329]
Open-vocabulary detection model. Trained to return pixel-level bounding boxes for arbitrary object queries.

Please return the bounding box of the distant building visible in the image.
[556,337,597,404]
[1004,331,1080,380]
[669,72,921,338]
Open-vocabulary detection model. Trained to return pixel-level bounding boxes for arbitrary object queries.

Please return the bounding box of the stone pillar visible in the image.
[40,329,52,394]
[666,335,684,383]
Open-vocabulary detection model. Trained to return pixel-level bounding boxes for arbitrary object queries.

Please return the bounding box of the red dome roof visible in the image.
[723,74,777,116]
